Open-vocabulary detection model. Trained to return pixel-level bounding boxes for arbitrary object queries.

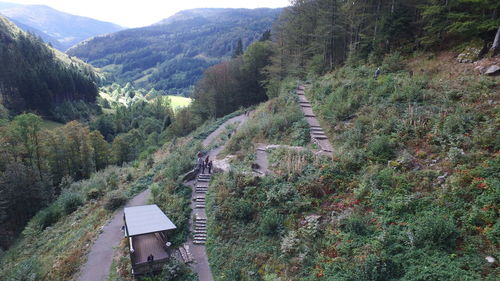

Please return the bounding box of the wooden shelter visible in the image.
[123,204,176,275]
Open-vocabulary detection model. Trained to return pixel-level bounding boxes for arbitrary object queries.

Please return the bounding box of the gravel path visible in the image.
[77,189,151,281]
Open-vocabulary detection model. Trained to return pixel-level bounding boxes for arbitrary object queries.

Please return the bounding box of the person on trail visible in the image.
[197,156,204,172]
[147,254,154,263]
[201,162,206,174]
[205,156,209,165]
[208,161,213,174]
[374,67,381,80]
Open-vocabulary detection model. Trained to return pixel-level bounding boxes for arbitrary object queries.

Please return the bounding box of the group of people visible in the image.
[197,152,213,174]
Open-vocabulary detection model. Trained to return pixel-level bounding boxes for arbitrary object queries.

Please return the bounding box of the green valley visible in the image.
[0,1,499,281]
[67,8,281,96]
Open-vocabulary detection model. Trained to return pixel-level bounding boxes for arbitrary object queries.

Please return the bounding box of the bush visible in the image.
[59,192,84,215]
[368,135,395,162]
[32,204,62,230]
[104,191,128,211]
[5,257,41,281]
[412,212,459,250]
[259,210,283,236]
[86,188,102,200]
[231,199,254,222]
[382,52,406,73]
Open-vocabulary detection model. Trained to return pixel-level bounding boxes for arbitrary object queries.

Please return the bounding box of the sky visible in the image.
[3,0,290,27]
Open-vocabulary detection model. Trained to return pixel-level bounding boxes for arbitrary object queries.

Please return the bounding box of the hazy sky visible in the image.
[4,0,290,27]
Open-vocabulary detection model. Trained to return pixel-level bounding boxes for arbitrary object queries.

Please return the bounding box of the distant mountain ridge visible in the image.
[68,8,283,96]
[0,2,123,50]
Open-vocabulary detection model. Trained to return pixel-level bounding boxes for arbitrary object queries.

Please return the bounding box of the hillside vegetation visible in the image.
[206,53,498,281]
[0,15,99,117]
[67,8,281,95]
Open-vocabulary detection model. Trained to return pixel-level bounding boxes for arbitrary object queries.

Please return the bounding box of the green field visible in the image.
[165,95,192,110]
[41,119,64,130]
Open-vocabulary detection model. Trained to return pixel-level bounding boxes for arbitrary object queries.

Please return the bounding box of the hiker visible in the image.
[374,67,381,80]
[205,156,210,165]
[147,254,154,263]
[197,156,204,172]
[201,161,206,174]
[208,160,213,174]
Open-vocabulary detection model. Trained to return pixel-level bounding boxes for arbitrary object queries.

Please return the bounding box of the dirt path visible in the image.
[77,189,151,281]
[187,113,250,281]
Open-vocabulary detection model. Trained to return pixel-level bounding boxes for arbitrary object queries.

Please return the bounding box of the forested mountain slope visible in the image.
[0,15,99,116]
[67,8,282,95]
[0,2,123,50]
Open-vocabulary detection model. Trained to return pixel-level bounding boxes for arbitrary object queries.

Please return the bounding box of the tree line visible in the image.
[269,0,499,78]
[0,97,174,249]
[0,16,99,117]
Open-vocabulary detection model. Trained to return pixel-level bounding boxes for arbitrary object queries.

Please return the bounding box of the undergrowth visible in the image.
[205,53,499,280]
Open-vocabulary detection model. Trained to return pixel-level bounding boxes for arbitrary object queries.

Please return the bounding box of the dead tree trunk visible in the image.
[490,26,500,56]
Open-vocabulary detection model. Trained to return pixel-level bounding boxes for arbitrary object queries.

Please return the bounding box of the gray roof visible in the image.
[124,204,176,237]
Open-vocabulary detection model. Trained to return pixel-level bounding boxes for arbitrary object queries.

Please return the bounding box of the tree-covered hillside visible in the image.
[0,2,123,50]
[0,15,99,117]
[67,8,282,96]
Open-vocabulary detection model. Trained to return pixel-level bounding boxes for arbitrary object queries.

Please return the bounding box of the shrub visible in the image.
[382,52,406,73]
[86,188,102,200]
[33,204,62,230]
[368,135,395,162]
[231,199,254,222]
[104,191,128,211]
[259,210,283,236]
[411,211,459,250]
[59,192,84,215]
[342,213,372,236]
[5,257,41,281]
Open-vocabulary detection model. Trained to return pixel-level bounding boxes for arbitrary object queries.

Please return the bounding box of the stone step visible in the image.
[196,190,207,194]
[304,113,316,117]
[197,178,210,182]
[195,222,207,226]
[195,233,207,237]
[199,173,211,177]
[195,198,206,202]
[193,240,205,245]
[195,205,205,208]
[301,104,312,108]
[196,182,209,187]
[198,176,211,180]
[183,244,194,263]
[194,229,207,233]
[312,135,329,140]
[196,217,207,221]
[179,246,189,263]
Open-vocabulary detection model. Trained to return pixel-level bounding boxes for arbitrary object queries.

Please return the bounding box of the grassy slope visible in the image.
[205,53,499,280]
[40,119,64,130]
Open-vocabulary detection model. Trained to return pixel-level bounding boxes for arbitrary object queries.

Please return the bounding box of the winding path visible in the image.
[77,189,151,281]
[76,113,250,281]
[186,113,250,281]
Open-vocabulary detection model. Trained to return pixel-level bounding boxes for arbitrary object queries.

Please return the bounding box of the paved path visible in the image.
[187,113,250,281]
[77,113,250,281]
[77,188,151,281]
[296,85,334,154]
